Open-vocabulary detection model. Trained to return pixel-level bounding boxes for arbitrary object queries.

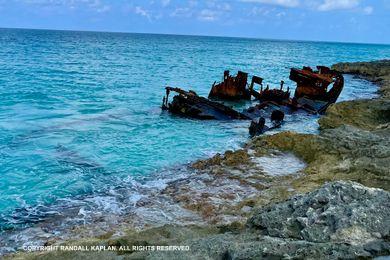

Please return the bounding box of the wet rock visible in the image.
[332,60,390,98]
[319,99,390,131]
[191,152,223,170]
[192,149,252,170]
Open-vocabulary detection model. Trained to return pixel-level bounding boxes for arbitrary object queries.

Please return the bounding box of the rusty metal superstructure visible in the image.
[289,66,344,113]
[208,71,252,100]
[251,80,291,103]
[162,66,344,135]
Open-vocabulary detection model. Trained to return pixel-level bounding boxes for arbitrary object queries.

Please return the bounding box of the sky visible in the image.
[0,0,388,44]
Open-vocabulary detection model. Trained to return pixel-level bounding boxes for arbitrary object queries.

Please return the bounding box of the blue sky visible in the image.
[0,0,388,44]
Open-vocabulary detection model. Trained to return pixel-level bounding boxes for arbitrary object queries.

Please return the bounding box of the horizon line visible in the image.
[1,26,389,46]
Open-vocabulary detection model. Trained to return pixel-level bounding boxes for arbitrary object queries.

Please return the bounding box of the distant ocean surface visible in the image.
[0,28,389,233]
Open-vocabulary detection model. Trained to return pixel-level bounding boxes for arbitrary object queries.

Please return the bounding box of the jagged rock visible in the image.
[248,181,390,245]
[332,60,390,79]
[248,124,390,192]
[319,99,390,131]
[192,149,252,170]
[332,60,390,98]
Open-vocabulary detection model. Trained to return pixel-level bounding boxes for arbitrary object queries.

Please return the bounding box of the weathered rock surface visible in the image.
[332,60,390,98]
[248,181,390,245]
[248,125,390,192]
[319,99,390,131]
[322,60,390,131]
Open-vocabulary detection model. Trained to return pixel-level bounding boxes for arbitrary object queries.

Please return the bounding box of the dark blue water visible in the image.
[0,28,389,233]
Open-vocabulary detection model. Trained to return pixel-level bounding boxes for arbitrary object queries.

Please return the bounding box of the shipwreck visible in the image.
[161,66,344,135]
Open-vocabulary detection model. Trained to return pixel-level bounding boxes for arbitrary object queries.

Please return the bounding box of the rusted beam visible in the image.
[164,87,251,120]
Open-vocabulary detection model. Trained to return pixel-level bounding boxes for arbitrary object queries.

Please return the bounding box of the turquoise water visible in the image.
[0,28,389,232]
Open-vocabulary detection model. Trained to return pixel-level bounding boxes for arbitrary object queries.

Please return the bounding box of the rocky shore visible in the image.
[7,60,390,259]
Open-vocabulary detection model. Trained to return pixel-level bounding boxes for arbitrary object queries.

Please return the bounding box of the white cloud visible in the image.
[19,0,111,13]
[133,5,163,21]
[135,6,151,20]
[170,7,192,18]
[317,0,359,11]
[250,6,272,16]
[198,9,218,21]
[240,0,300,8]
[362,5,373,15]
[196,3,233,22]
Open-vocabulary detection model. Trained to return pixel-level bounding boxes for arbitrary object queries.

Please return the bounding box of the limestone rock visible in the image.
[248,181,390,245]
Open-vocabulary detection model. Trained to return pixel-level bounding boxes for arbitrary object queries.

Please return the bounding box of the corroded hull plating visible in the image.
[162,87,251,120]
[289,66,344,113]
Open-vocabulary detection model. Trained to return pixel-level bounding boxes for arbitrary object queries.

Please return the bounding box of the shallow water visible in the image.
[252,153,306,176]
[0,28,389,244]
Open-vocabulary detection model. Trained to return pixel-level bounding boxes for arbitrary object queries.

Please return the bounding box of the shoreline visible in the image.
[5,60,390,259]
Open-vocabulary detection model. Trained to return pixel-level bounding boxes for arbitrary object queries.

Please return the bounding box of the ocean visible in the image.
[0,28,389,248]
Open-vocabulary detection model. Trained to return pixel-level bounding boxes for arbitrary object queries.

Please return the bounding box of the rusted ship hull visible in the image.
[289,66,344,113]
[162,87,251,120]
[249,66,344,114]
